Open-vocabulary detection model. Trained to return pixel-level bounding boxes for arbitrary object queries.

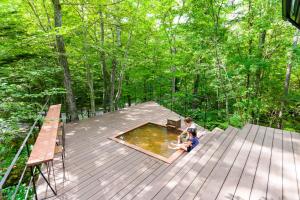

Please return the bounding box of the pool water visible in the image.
[117,123,180,158]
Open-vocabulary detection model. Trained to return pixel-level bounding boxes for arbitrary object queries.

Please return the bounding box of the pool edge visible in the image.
[108,122,185,164]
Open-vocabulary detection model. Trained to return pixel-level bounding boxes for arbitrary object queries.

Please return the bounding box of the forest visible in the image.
[0,0,300,198]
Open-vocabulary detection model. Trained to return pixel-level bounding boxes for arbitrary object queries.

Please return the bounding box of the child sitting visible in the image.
[178,117,197,144]
[170,128,199,152]
[186,128,199,152]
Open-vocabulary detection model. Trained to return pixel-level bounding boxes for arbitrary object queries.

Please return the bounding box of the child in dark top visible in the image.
[178,117,197,144]
[176,128,199,152]
[186,129,199,152]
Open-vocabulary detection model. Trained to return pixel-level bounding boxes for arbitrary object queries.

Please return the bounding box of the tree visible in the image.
[78,4,96,116]
[278,30,299,128]
[99,8,111,112]
[52,0,78,121]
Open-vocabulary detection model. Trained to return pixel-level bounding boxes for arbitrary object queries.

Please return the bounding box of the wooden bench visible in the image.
[166,118,181,129]
[27,104,63,197]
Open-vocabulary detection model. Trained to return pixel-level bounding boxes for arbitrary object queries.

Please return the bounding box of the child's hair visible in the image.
[184,117,193,123]
[187,128,197,137]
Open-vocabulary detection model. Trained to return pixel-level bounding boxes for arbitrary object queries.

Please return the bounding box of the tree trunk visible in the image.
[110,24,122,111]
[124,75,131,107]
[209,0,224,119]
[256,30,266,96]
[87,64,96,116]
[246,0,253,116]
[115,28,133,109]
[115,70,122,110]
[52,0,78,121]
[114,2,140,108]
[170,45,177,108]
[99,10,110,112]
[278,30,299,128]
[193,74,200,95]
[110,58,117,111]
[254,30,267,123]
[127,94,131,106]
[81,5,95,116]
[143,79,147,101]
[171,67,177,94]
[192,73,200,109]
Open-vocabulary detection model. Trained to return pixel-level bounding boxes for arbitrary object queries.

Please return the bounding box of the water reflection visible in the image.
[117,123,179,158]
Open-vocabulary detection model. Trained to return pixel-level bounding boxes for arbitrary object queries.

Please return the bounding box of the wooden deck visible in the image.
[37,102,300,200]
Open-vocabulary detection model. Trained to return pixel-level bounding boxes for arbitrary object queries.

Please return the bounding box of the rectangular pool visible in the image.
[109,122,184,163]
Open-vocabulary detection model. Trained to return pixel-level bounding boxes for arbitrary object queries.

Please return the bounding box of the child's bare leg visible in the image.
[176,144,187,151]
[177,135,181,144]
[168,142,180,149]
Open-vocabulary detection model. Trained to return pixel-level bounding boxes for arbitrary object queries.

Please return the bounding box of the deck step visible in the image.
[134,126,235,200]
[212,127,224,134]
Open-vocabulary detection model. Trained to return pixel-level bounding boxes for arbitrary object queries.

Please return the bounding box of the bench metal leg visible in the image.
[60,150,66,180]
[61,153,65,171]
[62,123,66,152]
[37,165,57,196]
[30,166,38,200]
[51,161,57,192]
[60,122,66,176]
[46,163,50,186]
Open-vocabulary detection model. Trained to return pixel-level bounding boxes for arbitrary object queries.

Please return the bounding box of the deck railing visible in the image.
[0,97,50,200]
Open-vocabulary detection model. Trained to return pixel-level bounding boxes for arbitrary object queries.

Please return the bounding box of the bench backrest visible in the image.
[27,104,61,166]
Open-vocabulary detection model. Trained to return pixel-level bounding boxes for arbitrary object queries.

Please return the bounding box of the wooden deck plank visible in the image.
[89,151,144,177]
[177,127,239,200]
[72,149,141,187]
[110,162,163,200]
[64,115,154,150]
[66,147,135,183]
[76,156,150,199]
[54,149,140,197]
[215,124,260,200]
[120,151,187,200]
[66,137,116,155]
[164,127,236,200]
[249,127,274,200]
[152,127,227,200]
[36,102,203,199]
[36,102,300,200]
[232,126,267,200]
[282,130,299,200]
[267,128,283,200]
[165,127,236,199]
[120,174,158,200]
[70,143,130,171]
[65,129,123,153]
[98,154,152,183]
[120,164,171,200]
[120,157,192,200]
[132,128,225,200]
[193,124,252,200]
[69,143,120,166]
[68,141,120,165]
[63,154,147,199]
[291,132,300,199]
[89,159,159,200]
[66,143,133,174]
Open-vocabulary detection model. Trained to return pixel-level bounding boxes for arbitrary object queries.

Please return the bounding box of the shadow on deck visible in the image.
[37,102,300,200]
